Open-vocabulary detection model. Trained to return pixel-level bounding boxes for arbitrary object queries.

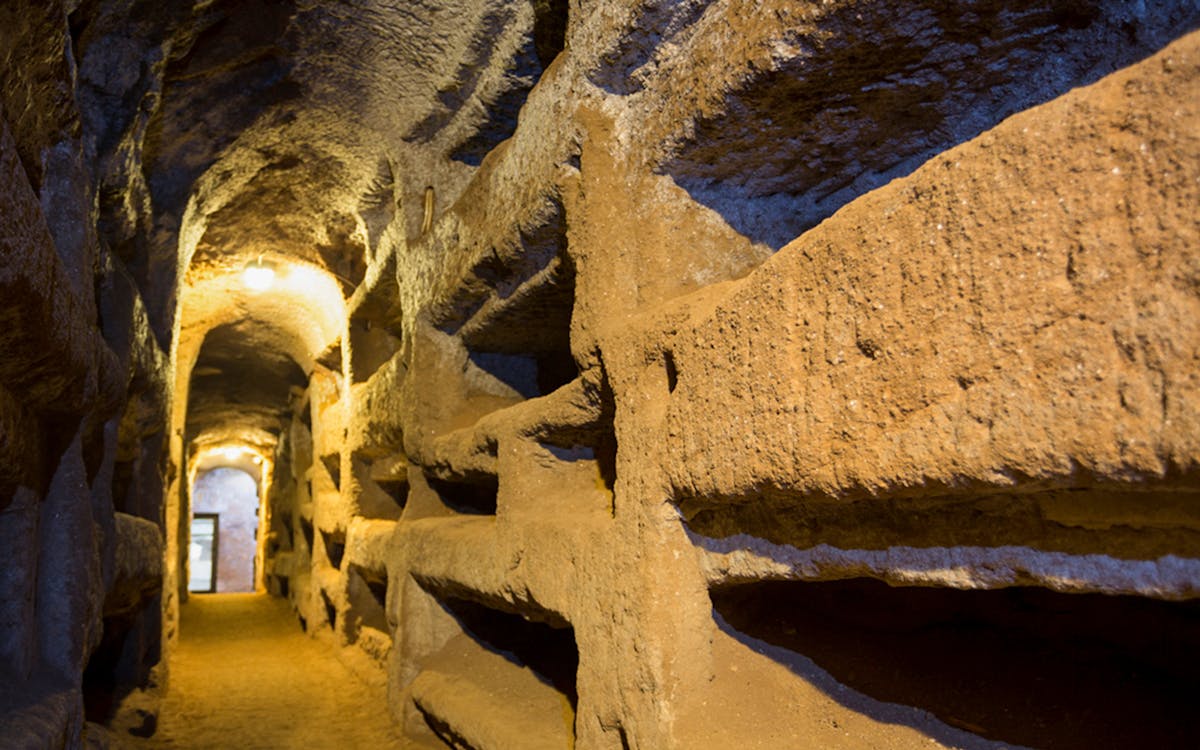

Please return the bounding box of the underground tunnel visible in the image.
[2,1,1199,748]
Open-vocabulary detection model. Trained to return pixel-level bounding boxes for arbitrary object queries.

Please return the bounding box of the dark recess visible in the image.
[441,595,578,707]
[374,475,409,509]
[321,528,346,569]
[712,578,1200,750]
[299,515,314,553]
[321,453,340,489]
[321,588,337,630]
[532,0,569,67]
[429,475,499,515]
[663,350,678,393]
[81,597,162,733]
[348,565,389,634]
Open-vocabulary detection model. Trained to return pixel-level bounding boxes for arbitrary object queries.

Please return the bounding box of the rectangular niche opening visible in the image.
[268,574,289,598]
[458,250,579,401]
[412,592,579,749]
[436,201,579,402]
[353,451,408,519]
[271,509,294,554]
[710,578,1200,750]
[298,516,315,556]
[348,564,389,636]
[349,315,400,384]
[428,474,499,516]
[320,588,338,631]
[320,528,346,570]
[320,453,341,490]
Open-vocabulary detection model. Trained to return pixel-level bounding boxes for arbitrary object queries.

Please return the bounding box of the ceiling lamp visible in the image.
[243,256,276,291]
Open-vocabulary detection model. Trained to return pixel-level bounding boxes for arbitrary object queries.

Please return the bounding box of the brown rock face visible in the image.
[1,1,1199,749]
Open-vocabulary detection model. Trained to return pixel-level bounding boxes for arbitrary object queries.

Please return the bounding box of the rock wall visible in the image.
[0,1,172,746]
[263,5,1200,750]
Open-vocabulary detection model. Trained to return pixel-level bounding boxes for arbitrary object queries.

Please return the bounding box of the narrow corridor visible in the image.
[137,595,402,749]
[3,3,1199,748]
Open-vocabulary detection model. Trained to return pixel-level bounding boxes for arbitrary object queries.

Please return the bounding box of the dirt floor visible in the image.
[132,593,405,749]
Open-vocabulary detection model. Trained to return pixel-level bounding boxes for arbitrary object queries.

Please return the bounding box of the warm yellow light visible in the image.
[243,260,275,291]
[219,446,244,462]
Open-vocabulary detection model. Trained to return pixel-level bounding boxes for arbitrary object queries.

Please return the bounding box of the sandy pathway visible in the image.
[139,593,404,749]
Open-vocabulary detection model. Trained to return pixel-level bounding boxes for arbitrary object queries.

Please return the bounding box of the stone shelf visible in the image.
[420,373,607,483]
[456,253,575,359]
[401,516,575,626]
[345,250,403,338]
[704,576,1200,750]
[409,594,577,750]
[693,531,1200,601]
[411,643,573,750]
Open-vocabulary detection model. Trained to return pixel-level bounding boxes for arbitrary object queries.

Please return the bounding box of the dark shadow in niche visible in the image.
[459,247,579,399]
[82,604,160,729]
[298,516,314,555]
[270,509,293,554]
[320,453,340,490]
[439,595,578,708]
[711,578,1200,750]
[356,452,409,517]
[320,588,338,631]
[348,564,389,635]
[532,0,568,67]
[436,200,567,336]
[321,528,345,570]
[469,351,541,400]
[661,2,1200,249]
[428,475,498,515]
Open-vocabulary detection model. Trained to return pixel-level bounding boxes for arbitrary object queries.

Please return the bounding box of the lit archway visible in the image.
[188,466,259,593]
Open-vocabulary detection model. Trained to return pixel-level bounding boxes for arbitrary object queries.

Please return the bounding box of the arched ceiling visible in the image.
[65,0,558,452]
[71,0,550,333]
[176,260,345,451]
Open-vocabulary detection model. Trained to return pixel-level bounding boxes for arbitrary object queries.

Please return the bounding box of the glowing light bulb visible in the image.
[243,258,276,291]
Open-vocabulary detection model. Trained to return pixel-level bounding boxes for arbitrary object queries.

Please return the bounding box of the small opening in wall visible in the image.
[663,349,678,393]
[532,0,569,67]
[321,588,338,631]
[321,453,340,490]
[299,516,315,554]
[348,565,389,635]
[441,596,578,705]
[269,574,289,598]
[429,475,499,515]
[321,529,346,570]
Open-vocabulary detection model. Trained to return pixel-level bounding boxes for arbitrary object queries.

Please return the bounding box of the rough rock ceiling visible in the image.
[61,0,563,448]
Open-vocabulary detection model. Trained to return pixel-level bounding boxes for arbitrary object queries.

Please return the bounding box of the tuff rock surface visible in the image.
[1,1,1198,748]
